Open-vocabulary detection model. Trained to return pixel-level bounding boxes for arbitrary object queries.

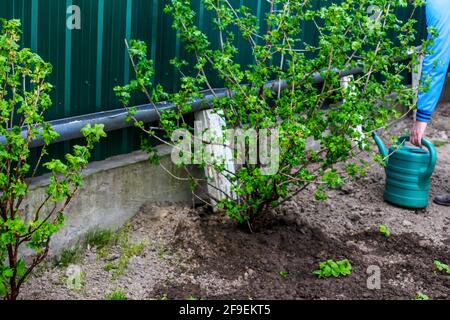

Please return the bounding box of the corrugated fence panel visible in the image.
[0,0,426,163]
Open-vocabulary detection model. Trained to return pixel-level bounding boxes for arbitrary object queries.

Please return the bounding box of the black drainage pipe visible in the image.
[0,67,366,148]
[0,88,231,148]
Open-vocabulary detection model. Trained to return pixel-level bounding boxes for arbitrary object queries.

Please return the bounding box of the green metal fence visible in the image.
[0,0,426,162]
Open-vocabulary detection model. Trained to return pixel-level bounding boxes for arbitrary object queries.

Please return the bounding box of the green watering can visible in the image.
[372,132,437,209]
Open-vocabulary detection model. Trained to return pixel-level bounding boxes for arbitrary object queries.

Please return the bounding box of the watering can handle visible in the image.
[397,136,437,180]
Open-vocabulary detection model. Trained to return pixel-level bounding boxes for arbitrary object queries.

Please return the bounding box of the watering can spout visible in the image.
[372,132,389,160]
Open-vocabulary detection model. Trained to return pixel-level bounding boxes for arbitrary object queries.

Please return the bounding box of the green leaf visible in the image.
[0,279,7,297]
[433,260,450,274]
[16,259,26,278]
[415,293,430,300]
[44,159,67,174]
[80,123,107,144]
[2,268,13,278]
[314,259,352,279]
[42,123,60,145]
[379,224,391,238]
[314,188,328,201]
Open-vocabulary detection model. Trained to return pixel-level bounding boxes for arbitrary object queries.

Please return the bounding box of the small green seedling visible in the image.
[105,289,128,300]
[313,259,352,278]
[415,292,430,300]
[103,262,116,272]
[379,224,391,238]
[278,271,289,279]
[433,260,450,274]
[186,295,200,300]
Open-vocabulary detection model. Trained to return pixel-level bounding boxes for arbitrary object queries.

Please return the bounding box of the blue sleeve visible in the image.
[416,0,450,123]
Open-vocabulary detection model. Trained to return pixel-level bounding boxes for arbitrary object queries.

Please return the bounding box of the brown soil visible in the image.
[21,104,450,300]
[148,206,449,300]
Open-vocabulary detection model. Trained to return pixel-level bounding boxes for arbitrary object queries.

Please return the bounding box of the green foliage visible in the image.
[105,288,128,300]
[322,171,344,189]
[0,20,105,300]
[111,241,145,280]
[313,259,352,278]
[103,262,115,272]
[55,245,83,268]
[278,271,289,279]
[314,187,328,201]
[86,229,116,250]
[56,230,115,267]
[98,226,145,280]
[433,260,450,275]
[116,0,426,224]
[379,224,391,238]
[415,292,430,300]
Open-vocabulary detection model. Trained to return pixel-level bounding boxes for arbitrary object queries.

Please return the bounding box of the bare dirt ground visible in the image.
[21,104,450,300]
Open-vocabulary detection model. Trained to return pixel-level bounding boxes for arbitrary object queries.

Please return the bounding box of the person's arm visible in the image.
[411,0,450,146]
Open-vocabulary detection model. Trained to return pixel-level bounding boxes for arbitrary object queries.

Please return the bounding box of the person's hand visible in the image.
[410,120,428,147]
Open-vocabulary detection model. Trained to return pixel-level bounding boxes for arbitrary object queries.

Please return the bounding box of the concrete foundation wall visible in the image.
[25,145,202,257]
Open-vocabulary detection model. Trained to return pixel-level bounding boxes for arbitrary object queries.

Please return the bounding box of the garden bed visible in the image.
[21,104,450,300]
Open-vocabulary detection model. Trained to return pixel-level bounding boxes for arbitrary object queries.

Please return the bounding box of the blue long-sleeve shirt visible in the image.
[416,0,450,123]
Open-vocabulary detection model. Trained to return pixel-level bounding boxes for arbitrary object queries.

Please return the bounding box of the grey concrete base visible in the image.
[25,145,203,257]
